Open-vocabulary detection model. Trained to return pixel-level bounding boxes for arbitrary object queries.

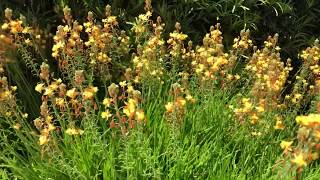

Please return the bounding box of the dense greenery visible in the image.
[1,0,319,57]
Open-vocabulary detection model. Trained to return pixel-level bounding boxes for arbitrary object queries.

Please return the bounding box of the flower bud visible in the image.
[108,83,119,98]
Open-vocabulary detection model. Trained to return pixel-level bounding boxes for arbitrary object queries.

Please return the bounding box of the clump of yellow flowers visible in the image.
[279,114,320,177]
[191,24,228,83]
[278,40,320,176]
[0,72,17,117]
[283,40,320,109]
[165,83,195,127]
[0,8,36,131]
[233,34,292,130]
[52,5,130,83]
[0,7,47,74]
[101,82,146,135]
[130,11,166,84]
[190,25,250,90]
[34,62,104,149]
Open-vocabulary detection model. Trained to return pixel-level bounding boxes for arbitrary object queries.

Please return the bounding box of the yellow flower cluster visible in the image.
[232,29,252,50]
[279,42,320,175]
[0,8,47,64]
[35,63,98,146]
[65,127,84,136]
[132,11,152,35]
[165,83,195,126]
[0,65,29,131]
[1,8,23,34]
[167,22,189,62]
[131,0,153,36]
[247,34,291,98]
[284,40,320,109]
[52,5,129,81]
[280,114,320,173]
[5,2,320,174]
[233,34,291,127]
[130,16,166,84]
[300,39,320,71]
[0,10,35,127]
[84,6,125,63]
[0,75,17,117]
[0,10,20,117]
[101,82,146,133]
[233,97,262,124]
[191,24,237,84]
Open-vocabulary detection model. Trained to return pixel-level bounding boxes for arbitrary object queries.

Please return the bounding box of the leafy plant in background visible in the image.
[1,0,319,60]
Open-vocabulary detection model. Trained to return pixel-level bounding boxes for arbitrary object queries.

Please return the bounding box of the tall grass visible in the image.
[0,82,294,179]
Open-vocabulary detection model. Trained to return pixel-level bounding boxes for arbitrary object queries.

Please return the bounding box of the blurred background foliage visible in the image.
[1,0,320,59]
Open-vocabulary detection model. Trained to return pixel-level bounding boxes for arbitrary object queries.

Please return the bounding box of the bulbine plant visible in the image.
[1,0,320,179]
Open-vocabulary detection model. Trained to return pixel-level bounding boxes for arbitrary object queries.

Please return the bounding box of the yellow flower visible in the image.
[13,123,21,130]
[106,16,118,25]
[65,128,84,135]
[255,106,265,113]
[242,98,252,112]
[103,98,111,107]
[275,46,281,51]
[274,120,285,130]
[227,74,233,80]
[165,102,174,113]
[250,114,259,124]
[296,114,320,126]
[52,51,59,58]
[134,76,140,83]
[66,88,77,99]
[35,83,45,93]
[46,115,53,123]
[48,123,56,131]
[0,90,10,101]
[291,153,307,167]
[44,87,54,96]
[185,94,195,103]
[135,109,145,122]
[280,140,293,152]
[25,38,31,45]
[83,90,94,100]
[22,113,28,118]
[39,135,48,145]
[285,95,290,100]
[123,98,136,117]
[55,97,65,107]
[1,23,9,30]
[169,32,188,41]
[138,13,150,21]
[119,81,127,88]
[294,93,302,99]
[11,86,17,91]
[175,97,186,107]
[5,111,12,117]
[251,131,262,136]
[101,110,112,119]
